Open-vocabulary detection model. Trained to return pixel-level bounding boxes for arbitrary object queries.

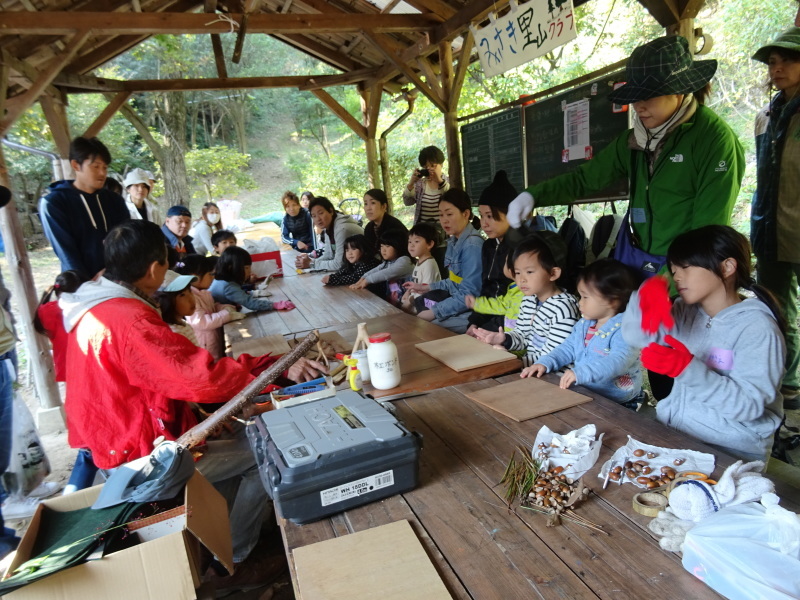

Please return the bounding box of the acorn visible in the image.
[674,458,686,466]
[633,449,646,457]
[636,476,650,485]
[647,452,657,459]
[642,466,652,475]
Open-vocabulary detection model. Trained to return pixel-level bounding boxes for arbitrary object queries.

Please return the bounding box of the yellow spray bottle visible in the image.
[339,354,363,392]
[336,354,364,392]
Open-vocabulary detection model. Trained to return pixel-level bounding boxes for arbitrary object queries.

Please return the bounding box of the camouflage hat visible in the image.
[753,27,800,64]
[608,36,717,105]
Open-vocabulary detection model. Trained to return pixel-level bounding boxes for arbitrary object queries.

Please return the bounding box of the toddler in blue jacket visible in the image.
[524,258,643,408]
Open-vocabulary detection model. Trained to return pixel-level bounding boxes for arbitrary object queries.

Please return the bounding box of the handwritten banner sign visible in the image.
[471,0,577,78]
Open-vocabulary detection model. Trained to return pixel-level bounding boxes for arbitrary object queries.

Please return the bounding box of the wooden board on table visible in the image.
[231,334,291,359]
[293,520,452,600]
[415,334,517,372]
[464,376,592,422]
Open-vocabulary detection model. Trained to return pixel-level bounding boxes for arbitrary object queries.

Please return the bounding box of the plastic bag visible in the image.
[681,495,800,600]
[1,392,50,499]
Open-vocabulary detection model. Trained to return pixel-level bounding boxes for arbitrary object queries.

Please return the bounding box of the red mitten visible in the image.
[639,276,674,334]
[641,335,693,378]
[273,300,295,311]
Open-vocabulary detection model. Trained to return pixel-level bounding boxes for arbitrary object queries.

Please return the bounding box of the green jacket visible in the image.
[473,283,523,332]
[529,105,744,259]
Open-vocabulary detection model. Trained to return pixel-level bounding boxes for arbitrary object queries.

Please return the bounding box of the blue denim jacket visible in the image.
[537,313,642,403]
[428,223,484,319]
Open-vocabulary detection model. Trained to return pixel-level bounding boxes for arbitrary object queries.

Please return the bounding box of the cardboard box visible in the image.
[3,470,232,600]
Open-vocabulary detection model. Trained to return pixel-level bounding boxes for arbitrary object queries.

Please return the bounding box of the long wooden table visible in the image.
[224,255,522,398]
[278,375,800,599]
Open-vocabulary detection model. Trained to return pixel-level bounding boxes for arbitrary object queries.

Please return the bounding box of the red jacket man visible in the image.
[59,220,324,575]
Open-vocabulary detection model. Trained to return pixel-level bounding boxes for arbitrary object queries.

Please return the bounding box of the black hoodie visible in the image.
[39,180,130,278]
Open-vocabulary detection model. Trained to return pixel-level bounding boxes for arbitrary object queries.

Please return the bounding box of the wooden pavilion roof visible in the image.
[0,0,703,127]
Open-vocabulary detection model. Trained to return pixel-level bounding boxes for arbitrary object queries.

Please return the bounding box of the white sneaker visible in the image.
[27,481,61,499]
[1,496,40,520]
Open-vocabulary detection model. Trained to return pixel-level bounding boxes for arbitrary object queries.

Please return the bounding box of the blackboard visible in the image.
[524,70,630,201]
[461,108,525,205]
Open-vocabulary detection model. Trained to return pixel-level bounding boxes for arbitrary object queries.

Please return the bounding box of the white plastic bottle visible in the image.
[366,333,400,390]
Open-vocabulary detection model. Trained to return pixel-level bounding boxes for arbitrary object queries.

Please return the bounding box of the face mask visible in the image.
[207,213,220,224]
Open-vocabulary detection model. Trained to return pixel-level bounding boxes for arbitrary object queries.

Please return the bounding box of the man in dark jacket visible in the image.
[161,205,196,254]
[39,137,130,278]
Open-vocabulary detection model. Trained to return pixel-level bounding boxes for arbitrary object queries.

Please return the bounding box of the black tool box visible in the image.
[248,390,421,524]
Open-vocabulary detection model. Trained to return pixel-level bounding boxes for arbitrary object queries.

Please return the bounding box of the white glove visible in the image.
[228,311,246,321]
[506,191,534,229]
[648,508,695,553]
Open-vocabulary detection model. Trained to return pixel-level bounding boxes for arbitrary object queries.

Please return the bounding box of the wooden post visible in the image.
[360,83,382,192]
[440,40,463,189]
[39,94,71,156]
[0,147,64,426]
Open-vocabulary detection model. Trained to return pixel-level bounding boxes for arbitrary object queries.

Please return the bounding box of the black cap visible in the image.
[166,205,191,218]
[479,170,517,212]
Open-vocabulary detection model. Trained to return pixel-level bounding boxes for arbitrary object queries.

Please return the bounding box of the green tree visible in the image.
[185,146,257,205]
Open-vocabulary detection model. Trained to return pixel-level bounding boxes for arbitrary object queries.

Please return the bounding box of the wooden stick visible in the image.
[177,330,319,449]
[351,322,370,354]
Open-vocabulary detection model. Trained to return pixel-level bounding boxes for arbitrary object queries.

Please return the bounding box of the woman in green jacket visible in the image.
[507,35,744,401]
[508,36,744,282]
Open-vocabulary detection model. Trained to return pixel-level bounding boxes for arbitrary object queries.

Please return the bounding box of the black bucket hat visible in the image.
[608,36,717,105]
[753,27,800,64]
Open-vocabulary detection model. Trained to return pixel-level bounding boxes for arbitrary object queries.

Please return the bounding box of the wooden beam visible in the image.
[365,31,446,113]
[401,0,456,20]
[209,34,228,77]
[298,67,379,90]
[678,0,706,19]
[67,35,148,74]
[121,75,326,91]
[0,30,90,136]
[232,13,248,63]
[40,95,72,156]
[83,91,132,137]
[280,0,293,12]
[310,88,367,140]
[439,40,454,106]
[363,81,381,138]
[360,83,381,188]
[0,11,441,35]
[0,64,7,120]
[450,29,472,111]
[54,72,126,92]
[368,0,501,86]
[0,49,63,101]
[416,56,443,104]
[272,33,366,72]
[636,0,680,27]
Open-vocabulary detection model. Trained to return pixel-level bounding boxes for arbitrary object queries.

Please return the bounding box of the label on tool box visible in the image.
[320,470,395,506]
[333,405,365,429]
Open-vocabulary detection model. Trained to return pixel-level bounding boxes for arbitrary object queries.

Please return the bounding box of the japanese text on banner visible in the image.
[472,0,577,78]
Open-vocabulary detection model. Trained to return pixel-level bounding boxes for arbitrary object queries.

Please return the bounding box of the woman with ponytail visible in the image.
[403,188,483,333]
[622,225,785,463]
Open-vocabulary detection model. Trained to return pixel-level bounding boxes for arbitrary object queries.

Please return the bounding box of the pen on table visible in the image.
[603,462,614,490]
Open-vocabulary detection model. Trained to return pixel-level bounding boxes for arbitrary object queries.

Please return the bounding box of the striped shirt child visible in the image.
[502,292,580,367]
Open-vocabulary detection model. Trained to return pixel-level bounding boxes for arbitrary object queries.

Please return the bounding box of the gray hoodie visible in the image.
[622,292,784,462]
[313,213,364,272]
[60,278,154,334]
